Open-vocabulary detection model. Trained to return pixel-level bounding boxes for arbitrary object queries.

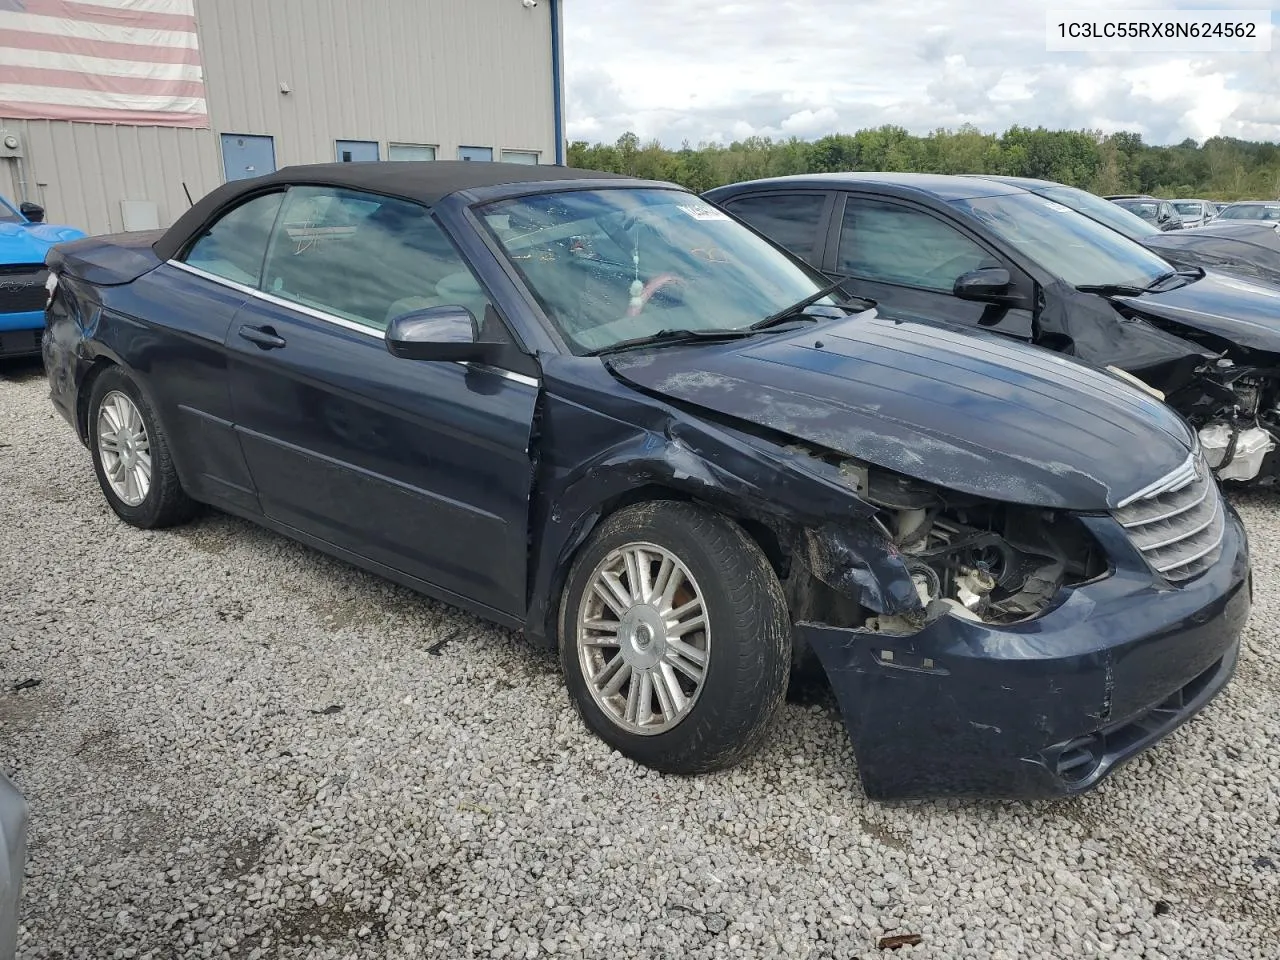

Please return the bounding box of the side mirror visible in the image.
[19,201,45,223]
[385,305,481,361]
[953,266,1012,301]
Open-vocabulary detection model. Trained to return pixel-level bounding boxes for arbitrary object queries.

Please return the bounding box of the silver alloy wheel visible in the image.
[576,541,711,736]
[96,390,152,507]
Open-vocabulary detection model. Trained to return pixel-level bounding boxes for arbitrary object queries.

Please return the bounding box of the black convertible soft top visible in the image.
[153,161,633,262]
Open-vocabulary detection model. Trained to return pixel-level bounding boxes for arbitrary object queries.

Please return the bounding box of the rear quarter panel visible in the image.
[44,259,250,503]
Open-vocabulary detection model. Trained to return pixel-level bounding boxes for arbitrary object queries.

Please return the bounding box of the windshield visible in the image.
[1113,199,1161,222]
[0,198,21,225]
[951,192,1174,288]
[1033,184,1159,241]
[1173,202,1203,217]
[1219,204,1280,222]
[478,188,832,353]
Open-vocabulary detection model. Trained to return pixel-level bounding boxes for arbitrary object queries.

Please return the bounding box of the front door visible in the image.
[827,194,1036,340]
[221,134,276,181]
[135,189,289,512]
[223,184,539,618]
[335,140,380,163]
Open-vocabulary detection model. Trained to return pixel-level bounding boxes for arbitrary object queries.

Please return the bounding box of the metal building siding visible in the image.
[0,118,222,236]
[0,1,556,235]
[194,0,557,167]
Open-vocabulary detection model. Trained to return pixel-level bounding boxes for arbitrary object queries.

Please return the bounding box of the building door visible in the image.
[458,146,493,162]
[336,140,380,163]
[388,143,436,161]
[221,134,276,181]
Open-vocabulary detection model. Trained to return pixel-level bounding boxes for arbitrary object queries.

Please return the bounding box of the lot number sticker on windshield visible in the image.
[1041,200,1073,214]
[677,201,731,221]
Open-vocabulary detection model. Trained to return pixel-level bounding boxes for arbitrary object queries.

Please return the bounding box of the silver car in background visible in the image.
[1106,195,1184,230]
[0,773,25,960]
[1172,199,1217,228]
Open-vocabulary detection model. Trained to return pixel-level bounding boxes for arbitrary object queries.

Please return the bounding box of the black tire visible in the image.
[87,366,196,529]
[558,500,790,774]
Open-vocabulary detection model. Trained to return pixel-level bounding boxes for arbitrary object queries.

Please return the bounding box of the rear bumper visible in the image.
[802,508,1251,800]
[0,309,42,358]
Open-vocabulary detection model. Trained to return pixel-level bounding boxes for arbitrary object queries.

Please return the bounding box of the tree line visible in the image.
[566,125,1280,201]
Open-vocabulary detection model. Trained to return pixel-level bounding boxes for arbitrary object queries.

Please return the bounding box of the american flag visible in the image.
[0,0,207,127]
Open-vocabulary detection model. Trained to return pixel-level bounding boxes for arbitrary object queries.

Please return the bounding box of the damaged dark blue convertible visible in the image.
[42,163,1251,799]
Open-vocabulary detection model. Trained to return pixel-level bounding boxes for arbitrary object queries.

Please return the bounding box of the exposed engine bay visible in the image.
[1043,284,1280,486]
[1175,363,1278,484]
[1115,356,1279,485]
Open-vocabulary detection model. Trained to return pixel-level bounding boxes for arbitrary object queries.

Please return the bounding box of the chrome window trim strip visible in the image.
[169,259,387,337]
[166,259,539,388]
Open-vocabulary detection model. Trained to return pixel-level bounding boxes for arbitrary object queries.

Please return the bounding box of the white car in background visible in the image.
[1216,201,1280,223]
[1172,199,1218,228]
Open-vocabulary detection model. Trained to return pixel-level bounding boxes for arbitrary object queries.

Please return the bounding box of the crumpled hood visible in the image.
[608,313,1194,511]
[1114,270,1280,353]
[1140,229,1280,289]
[0,221,86,264]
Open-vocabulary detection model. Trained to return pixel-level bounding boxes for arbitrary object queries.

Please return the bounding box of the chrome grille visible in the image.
[1113,454,1225,583]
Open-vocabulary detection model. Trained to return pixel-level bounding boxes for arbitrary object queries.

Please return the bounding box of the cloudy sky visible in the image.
[563,0,1279,147]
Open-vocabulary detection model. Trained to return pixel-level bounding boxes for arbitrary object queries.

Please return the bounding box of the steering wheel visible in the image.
[627,273,685,317]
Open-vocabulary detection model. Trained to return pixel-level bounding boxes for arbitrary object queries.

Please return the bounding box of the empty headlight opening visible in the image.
[782,450,1110,634]
[878,488,1107,630]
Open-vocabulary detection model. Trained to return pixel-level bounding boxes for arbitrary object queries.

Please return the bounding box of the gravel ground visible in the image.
[2,358,1279,960]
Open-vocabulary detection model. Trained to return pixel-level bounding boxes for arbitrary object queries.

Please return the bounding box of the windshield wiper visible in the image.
[750,277,854,330]
[1078,267,1201,298]
[1076,282,1148,297]
[585,327,754,357]
[1143,270,1181,291]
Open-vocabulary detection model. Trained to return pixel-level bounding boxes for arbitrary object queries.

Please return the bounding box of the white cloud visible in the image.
[563,0,1280,146]
[780,107,839,136]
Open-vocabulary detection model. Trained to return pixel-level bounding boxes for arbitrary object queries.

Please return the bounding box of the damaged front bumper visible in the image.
[801,507,1251,801]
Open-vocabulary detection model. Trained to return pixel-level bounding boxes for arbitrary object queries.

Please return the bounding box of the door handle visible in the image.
[238,324,287,350]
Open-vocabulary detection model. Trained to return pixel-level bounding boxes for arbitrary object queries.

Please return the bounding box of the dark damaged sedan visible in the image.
[707,174,1280,485]
[42,163,1250,799]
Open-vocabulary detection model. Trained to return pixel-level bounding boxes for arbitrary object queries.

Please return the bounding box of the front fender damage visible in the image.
[524,375,925,650]
[526,361,1136,800]
[573,419,925,621]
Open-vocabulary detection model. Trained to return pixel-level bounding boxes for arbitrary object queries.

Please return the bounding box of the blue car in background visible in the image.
[0,195,85,359]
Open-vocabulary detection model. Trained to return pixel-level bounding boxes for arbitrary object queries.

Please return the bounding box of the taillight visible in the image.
[44,270,58,309]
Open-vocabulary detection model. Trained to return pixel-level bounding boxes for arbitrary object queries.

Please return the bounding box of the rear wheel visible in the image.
[87,367,195,529]
[559,501,790,773]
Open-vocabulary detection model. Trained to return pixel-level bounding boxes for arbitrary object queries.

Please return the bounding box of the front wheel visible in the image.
[558,500,790,774]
